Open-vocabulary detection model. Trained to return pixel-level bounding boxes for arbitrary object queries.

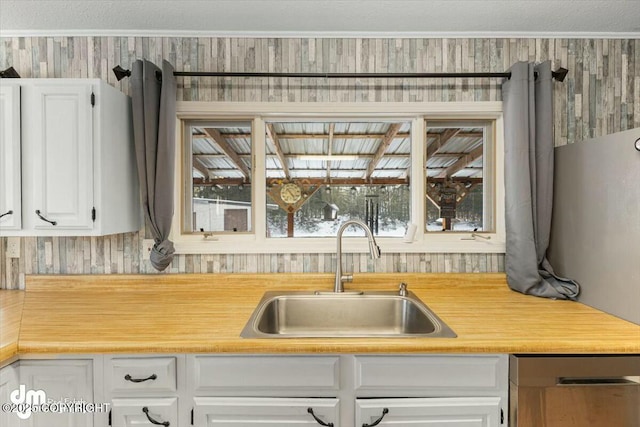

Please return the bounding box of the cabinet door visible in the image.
[0,364,19,427]
[193,397,339,426]
[18,359,94,427]
[110,397,177,427]
[24,82,93,230]
[356,397,501,427]
[0,84,21,230]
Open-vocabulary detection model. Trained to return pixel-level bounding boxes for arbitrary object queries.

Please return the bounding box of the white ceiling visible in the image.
[1,0,639,37]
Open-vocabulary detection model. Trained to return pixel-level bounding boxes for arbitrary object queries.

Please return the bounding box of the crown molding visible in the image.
[1,30,639,39]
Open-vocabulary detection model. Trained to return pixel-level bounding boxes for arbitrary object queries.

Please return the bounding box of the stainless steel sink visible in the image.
[241,290,457,338]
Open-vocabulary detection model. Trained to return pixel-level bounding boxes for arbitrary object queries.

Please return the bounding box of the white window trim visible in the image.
[172,102,505,254]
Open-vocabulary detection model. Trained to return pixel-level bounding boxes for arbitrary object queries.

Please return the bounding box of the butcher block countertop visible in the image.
[0,290,24,364]
[1,273,639,364]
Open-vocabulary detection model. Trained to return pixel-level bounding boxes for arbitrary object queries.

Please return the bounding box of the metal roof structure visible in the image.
[190,121,485,186]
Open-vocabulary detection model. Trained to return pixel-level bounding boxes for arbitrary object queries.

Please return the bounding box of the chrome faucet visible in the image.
[334,219,381,292]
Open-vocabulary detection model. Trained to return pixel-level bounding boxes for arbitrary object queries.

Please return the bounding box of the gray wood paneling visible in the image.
[1,36,637,288]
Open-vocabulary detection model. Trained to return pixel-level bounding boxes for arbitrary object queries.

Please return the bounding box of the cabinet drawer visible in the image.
[107,357,177,394]
[193,397,339,426]
[355,355,506,395]
[192,356,340,393]
[111,397,177,427]
[356,397,501,427]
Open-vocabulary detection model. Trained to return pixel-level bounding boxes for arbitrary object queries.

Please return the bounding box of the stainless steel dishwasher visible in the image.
[509,355,639,427]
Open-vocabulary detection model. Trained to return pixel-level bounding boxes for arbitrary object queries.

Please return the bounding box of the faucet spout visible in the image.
[334,219,381,293]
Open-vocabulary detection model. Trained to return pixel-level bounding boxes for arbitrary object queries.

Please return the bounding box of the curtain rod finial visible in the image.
[553,67,569,82]
[0,66,20,78]
[113,65,131,81]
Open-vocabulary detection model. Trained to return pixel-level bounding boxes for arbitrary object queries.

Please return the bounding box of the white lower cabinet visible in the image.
[193,397,339,426]
[356,397,502,427]
[17,359,94,427]
[105,356,184,427]
[0,363,19,427]
[4,354,508,427]
[110,397,178,427]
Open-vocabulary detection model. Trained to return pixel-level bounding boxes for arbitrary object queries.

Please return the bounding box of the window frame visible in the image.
[172,102,505,254]
[424,119,497,234]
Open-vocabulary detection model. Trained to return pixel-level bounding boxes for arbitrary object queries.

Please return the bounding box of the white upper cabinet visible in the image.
[0,84,22,230]
[26,82,94,230]
[0,79,140,236]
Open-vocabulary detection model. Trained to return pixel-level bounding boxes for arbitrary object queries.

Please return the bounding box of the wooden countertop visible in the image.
[3,273,639,362]
[0,290,24,364]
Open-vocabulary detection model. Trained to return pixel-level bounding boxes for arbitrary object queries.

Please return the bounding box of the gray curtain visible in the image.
[502,61,580,300]
[131,59,177,271]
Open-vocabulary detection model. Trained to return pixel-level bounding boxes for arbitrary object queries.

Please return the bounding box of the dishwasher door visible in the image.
[510,355,640,427]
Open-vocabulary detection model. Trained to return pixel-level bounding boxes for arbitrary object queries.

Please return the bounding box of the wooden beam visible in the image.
[326,123,335,182]
[455,183,481,204]
[203,128,251,180]
[436,145,484,179]
[429,177,483,184]
[192,176,481,187]
[287,212,295,237]
[426,128,461,158]
[192,157,210,179]
[265,124,291,180]
[195,153,412,160]
[365,123,402,180]
[261,132,412,140]
[193,177,409,186]
[200,130,482,140]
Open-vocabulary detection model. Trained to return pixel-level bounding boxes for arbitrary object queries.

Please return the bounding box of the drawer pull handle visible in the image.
[142,406,169,426]
[35,210,57,225]
[307,407,334,426]
[0,210,13,219]
[363,408,389,427]
[124,374,157,383]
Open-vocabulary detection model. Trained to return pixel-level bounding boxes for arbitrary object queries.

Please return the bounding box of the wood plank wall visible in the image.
[1,37,637,288]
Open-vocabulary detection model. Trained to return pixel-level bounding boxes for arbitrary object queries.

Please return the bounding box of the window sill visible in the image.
[172,234,505,255]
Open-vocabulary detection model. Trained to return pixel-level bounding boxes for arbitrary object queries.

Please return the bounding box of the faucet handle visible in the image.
[398,282,408,297]
[341,274,353,284]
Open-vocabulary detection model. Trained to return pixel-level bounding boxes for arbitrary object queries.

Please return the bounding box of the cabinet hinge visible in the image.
[501,408,504,424]
[91,92,95,107]
[191,408,194,425]
[91,207,96,222]
[108,409,112,426]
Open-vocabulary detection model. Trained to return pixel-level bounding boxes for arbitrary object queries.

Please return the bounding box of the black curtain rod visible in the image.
[0,66,21,78]
[112,65,569,82]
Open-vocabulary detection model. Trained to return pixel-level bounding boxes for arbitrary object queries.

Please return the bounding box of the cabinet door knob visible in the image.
[363,408,389,427]
[0,210,13,219]
[124,374,157,383]
[35,210,57,225]
[307,407,334,426]
[142,407,169,426]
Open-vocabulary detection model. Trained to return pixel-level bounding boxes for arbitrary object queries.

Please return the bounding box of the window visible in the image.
[425,120,495,233]
[264,120,411,238]
[174,102,504,254]
[183,120,253,233]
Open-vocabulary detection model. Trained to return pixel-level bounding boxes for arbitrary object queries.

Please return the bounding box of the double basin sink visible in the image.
[241,288,457,338]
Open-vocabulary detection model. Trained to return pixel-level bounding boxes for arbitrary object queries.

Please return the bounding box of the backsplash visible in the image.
[1,37,637,288]
[1,235,504,288]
